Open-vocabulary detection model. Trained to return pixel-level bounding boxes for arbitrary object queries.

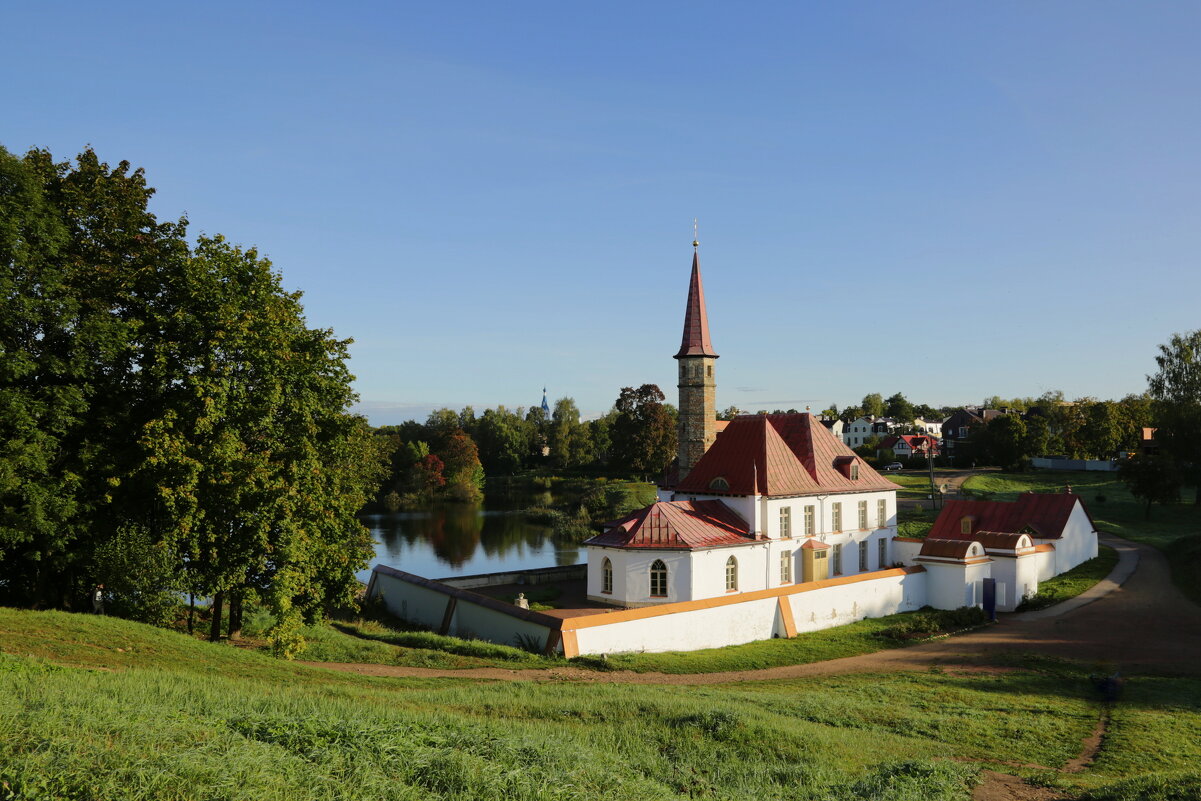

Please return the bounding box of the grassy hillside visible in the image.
[4,609,1201,800]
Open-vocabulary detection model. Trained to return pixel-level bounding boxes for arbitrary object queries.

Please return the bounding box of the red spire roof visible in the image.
[674,249,718,359]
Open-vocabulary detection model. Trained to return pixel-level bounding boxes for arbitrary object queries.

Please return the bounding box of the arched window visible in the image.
[725,556,738,591]
[601,558,613,594]
[650,559,667,597]
[709,477,730,491]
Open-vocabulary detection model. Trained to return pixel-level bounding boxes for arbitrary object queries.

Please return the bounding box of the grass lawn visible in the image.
[4,609,1201,800]
[6,608,1201,800]
[962,470,1201,606]
[886,472,940,502]
[575,607,986,674]
[1017,546,1119,612]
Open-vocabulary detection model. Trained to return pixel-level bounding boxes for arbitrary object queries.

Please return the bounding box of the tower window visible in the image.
[707,365,712,377]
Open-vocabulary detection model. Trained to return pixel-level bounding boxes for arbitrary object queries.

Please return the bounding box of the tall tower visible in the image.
[674,238,718,480]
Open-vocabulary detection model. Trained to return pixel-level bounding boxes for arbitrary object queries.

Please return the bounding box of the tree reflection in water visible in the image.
[364,502,582,579]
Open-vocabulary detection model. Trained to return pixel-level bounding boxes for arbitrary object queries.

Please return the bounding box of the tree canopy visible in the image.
[0,147,386,653]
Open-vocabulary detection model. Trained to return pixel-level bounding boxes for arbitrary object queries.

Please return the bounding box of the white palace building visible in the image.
[367,242,1099,657]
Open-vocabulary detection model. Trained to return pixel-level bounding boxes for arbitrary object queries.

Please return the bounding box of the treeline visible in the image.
[0,147,386,653]
[964,393,1153,468]
[370,384,678,509]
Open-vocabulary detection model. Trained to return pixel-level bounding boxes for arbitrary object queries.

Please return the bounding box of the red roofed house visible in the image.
[879,434,940,460]
[929,492,1099,580]
[584,243,900,607]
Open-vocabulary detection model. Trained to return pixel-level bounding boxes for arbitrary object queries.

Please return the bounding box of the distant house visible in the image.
[820,416,845,440]
[1139,427,1159,458]
[941,407,1011,459]
[842,416,899,447]
[879,434,940,460]
[912,417,944,436]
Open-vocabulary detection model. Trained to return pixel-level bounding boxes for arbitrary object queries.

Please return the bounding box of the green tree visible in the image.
[884,392,914,422]
[549,397,587,469]
[718,405,743,420]
[0,148,388,653]
[1119,455,1181,519]
[1148,331,1201,503]
[612,384,677,478]
[975,414,1028,470]
[861,393,884,418]
[474,407,524,475]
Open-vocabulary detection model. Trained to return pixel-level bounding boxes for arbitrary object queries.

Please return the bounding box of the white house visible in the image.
[366,241,1107,657]
[585,413,899,607]
[912,417,944,436]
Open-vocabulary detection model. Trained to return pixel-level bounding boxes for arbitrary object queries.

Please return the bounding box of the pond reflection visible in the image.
[362,504,582,581]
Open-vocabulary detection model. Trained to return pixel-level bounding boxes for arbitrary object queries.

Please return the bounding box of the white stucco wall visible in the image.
[1035,502,1098,574]
[786,569,926,633]
[920,558,992,610]
[572,596,784,655]
[369,568,561,653]
[571,568,927,656]
[987,554,1041,612]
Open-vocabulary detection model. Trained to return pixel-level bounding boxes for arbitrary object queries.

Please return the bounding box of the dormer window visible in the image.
[960,516,974,535]
[709,477,730,491]
[850,464,859,480]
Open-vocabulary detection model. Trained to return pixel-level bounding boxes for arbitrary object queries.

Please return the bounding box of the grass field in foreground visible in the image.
[3,610,1201,800]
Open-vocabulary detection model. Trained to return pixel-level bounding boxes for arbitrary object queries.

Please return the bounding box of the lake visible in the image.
[360,504,584,582]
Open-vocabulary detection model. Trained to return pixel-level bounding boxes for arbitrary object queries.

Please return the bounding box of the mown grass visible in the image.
[4,609,1201,799]
[297,619,551,668]
[1017,546,1120,612]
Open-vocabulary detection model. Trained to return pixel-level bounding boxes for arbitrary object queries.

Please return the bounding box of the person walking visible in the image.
[92,584,105,615]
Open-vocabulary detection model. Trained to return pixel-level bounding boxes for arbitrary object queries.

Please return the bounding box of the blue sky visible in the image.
[5,2,1200,423]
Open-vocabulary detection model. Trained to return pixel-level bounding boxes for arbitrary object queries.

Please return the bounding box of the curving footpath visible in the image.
[305,534,1201,685]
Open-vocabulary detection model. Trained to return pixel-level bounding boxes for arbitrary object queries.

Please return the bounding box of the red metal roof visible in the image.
[918,538,982,560]
[674,413,897,496]
[674,249,718,359]
[929,493,1092,541]
[971,531,1034,552]
[585,500,752,550]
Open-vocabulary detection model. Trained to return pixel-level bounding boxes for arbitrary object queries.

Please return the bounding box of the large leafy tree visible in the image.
[884,392,914,422]
[860,393,884,418]
[0,148,386,652]
[611,384,677,478]
[1148,331,1201,503]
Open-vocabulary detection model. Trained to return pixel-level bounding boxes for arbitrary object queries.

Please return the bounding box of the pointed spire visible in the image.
[541,387,550,414]
[674,243,719,359]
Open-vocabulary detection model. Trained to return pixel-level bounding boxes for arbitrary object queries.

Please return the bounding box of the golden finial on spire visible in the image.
[693,218,699,248]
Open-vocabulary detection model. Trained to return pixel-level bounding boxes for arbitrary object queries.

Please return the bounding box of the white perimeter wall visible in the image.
[572,569,927,656]
[368,569,559,653]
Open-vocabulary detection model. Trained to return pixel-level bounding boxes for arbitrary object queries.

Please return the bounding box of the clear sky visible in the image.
[5,2,1199,423]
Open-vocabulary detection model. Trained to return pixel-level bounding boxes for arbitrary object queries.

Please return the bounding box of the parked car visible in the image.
[883,462,903,472]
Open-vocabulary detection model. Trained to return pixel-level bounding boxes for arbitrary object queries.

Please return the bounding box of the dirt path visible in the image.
[304,534,1201,685]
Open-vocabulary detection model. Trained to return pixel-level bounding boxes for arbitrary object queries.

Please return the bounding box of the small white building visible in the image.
[585,413,899,607]
[912,417,944,436]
